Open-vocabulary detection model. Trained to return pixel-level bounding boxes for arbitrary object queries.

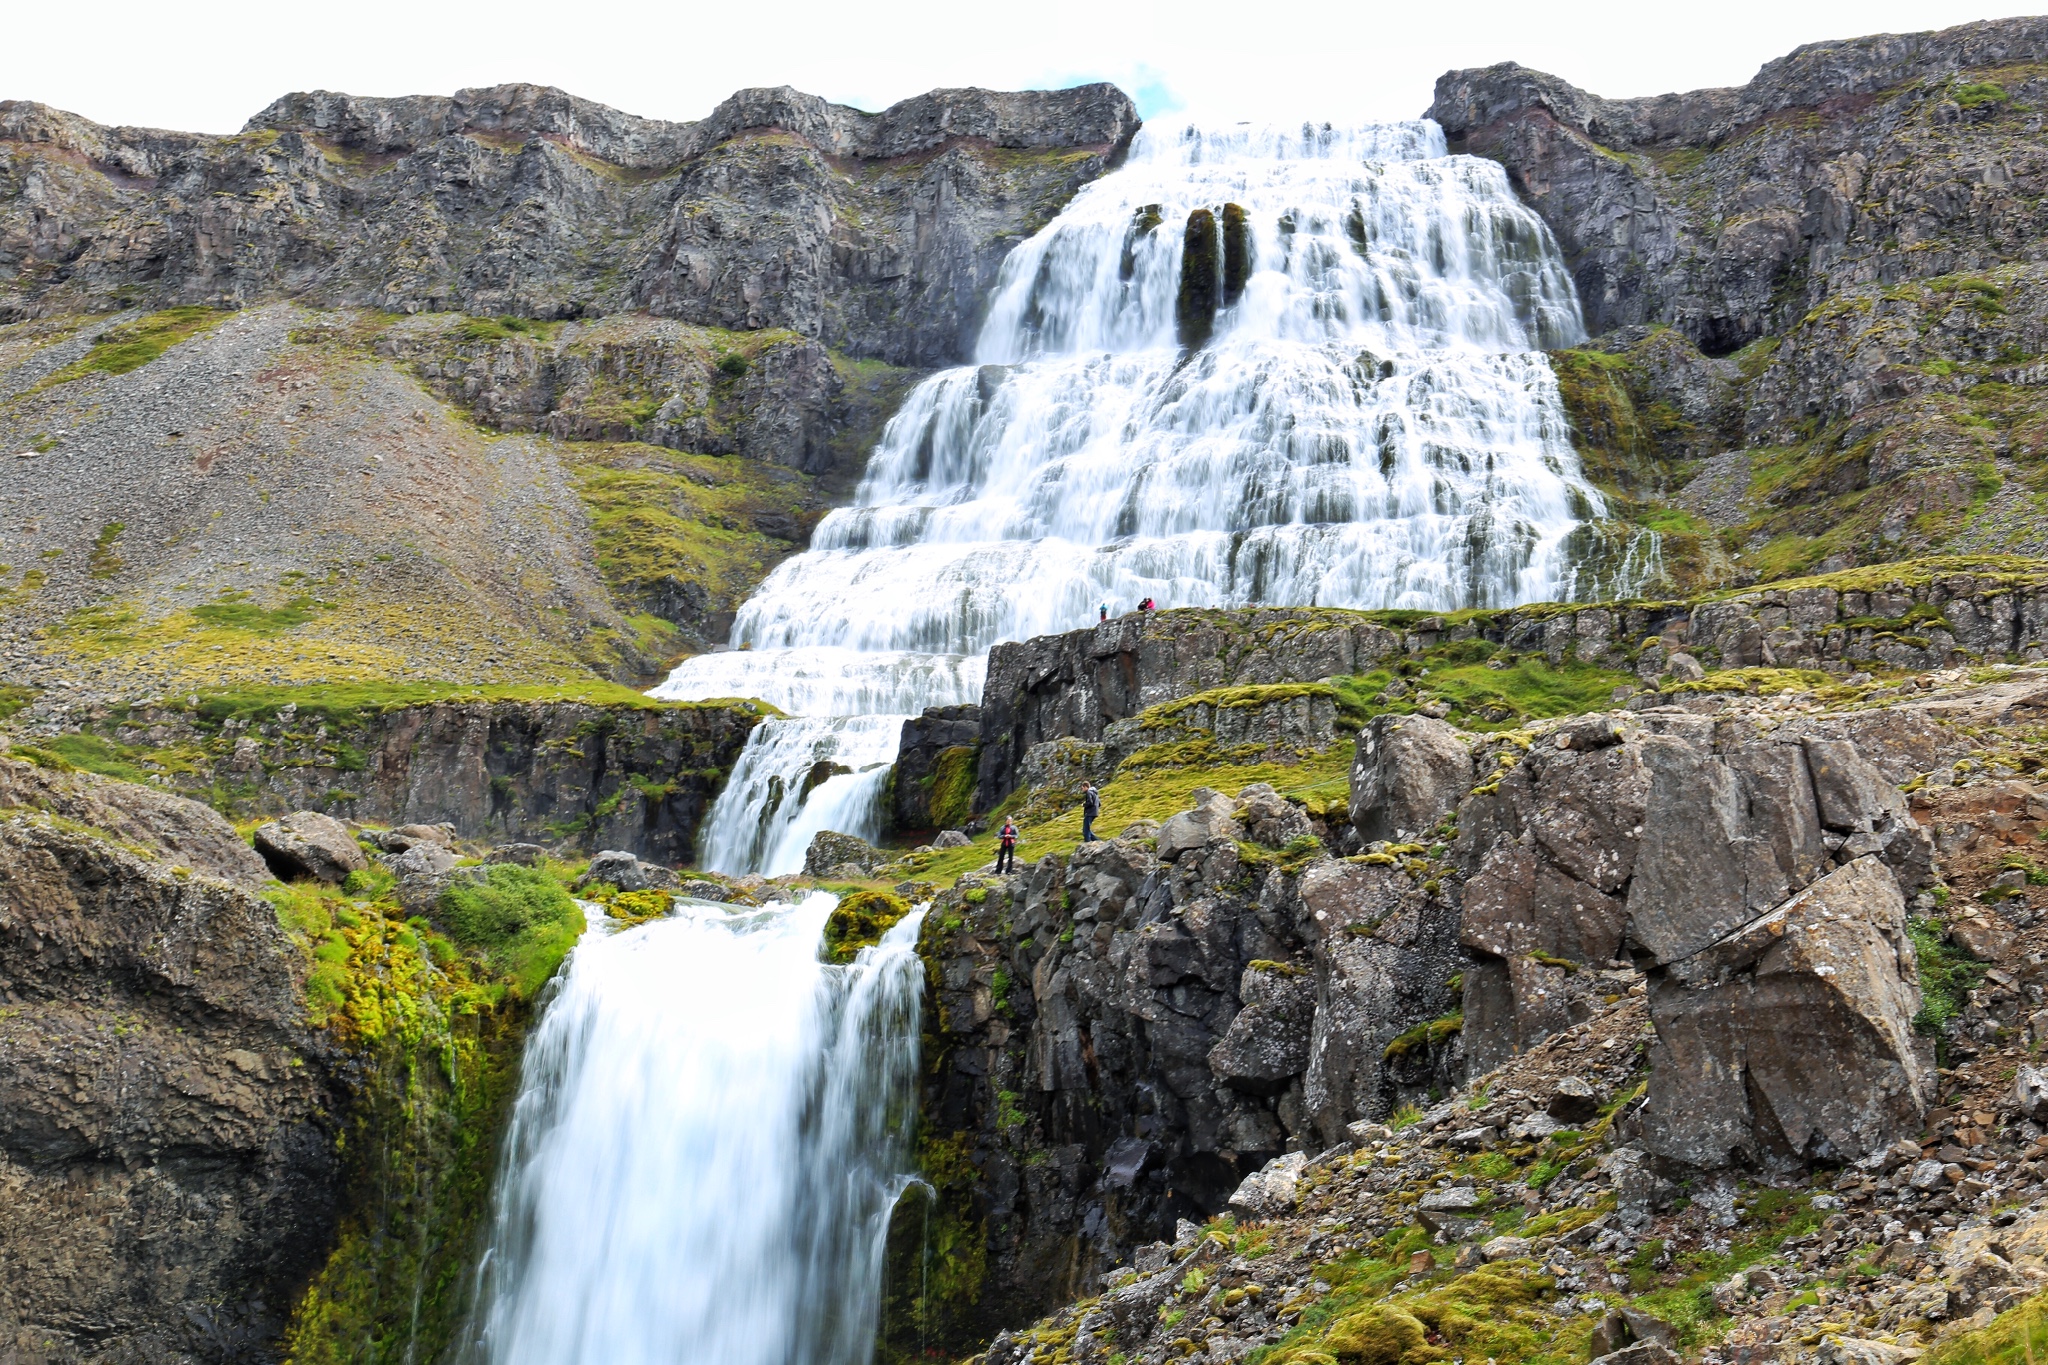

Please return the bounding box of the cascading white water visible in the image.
[460,894,926,1365]
[664,117,1629,871]
[696,716,905,876]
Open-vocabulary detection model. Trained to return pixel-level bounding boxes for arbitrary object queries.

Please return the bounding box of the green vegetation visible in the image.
[1383,1011,1463,1060]
[1910,915,1989,1043]
[922,744,979,831]
[38,307,227,386]
[88,523,125,580]
[1955,80,2010,109]
[434,863,586,998]
[190,590,324,634]
[272,865,581,1363]
[822,889,910,963]
[0,685,36,723]
[453,315,558,344]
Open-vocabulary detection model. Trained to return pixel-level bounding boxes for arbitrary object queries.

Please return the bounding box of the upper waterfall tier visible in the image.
[706,118,1604,665]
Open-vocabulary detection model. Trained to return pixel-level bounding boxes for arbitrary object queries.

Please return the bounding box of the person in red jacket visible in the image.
[995,818,1019,874]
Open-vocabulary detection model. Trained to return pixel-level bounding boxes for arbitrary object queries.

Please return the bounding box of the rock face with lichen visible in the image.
[0,800,344,1360]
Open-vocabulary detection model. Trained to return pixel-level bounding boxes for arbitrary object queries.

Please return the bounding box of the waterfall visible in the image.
[460,894,927,1365]
[665,116,1629,872]
[695,716,905,876]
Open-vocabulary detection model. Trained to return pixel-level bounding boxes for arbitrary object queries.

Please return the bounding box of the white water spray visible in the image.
[461,895,926,1365]
[665,116,1638,871]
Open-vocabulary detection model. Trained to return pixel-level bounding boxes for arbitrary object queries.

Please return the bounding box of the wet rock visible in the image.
[578,849,679,892]
[253,810,368,883]
[1349,714,1474,842]
[803,829,886,877]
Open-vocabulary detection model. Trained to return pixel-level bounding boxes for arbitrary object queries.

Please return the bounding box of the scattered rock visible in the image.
[484,843,547,866]
[1226,1152,1307,1220]
[389,842,459,877]
[253,810,368,883]
[1548,1076,1603,1124]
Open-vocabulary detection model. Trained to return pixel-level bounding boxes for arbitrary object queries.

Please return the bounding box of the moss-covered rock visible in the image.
[822,888,911,963]
[1177,208,1221,350]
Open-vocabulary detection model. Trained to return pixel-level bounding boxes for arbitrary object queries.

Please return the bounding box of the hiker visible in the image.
[1139,596,1155,613]
[995,818,1019,874]
[1099,601,1109,622]
[1081,782,1100,842]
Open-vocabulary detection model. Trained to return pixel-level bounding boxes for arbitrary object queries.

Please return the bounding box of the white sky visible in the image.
[8,1,2043,135]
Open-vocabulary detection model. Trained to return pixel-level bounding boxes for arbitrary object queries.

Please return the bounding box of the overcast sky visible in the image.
[9,1,2043,134]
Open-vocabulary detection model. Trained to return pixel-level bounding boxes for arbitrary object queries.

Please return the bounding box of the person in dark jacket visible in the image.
[1081,782,1100,841]
[995,818,1019,874]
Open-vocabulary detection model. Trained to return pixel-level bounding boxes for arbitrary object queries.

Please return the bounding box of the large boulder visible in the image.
[1349,714,1474,842]
[1641,856,1929,1168]
[1453,713,1932,1167]
[1156,788,1242,860]
[253,810,368,883]
[1209,962,1316,1095]
[804,829,887,878]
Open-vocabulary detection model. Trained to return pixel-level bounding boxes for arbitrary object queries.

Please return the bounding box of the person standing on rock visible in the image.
[1099,601,1109,622]
[1081,783,1100,842]
[995,818,1019,874]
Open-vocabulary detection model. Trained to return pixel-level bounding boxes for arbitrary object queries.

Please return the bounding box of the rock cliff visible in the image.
[1,82,1138,366]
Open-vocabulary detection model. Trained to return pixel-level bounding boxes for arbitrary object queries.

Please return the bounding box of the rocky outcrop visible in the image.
[972,609,1403,810]
[1349,714,1473,842]
[102,695,766,865]
[0,813,343,1360]
[912,788,1460,1336]
[892,703,982,835]
[376,312,919,480]
[1,82,1138,366]
[0,751,269,886]
[1431,17,2048,570]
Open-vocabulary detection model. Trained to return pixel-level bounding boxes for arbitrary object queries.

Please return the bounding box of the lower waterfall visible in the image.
[459,894,926,1365]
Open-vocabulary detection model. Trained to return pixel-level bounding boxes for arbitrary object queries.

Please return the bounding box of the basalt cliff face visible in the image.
[1431,17,2048,581]
[1,82,1138,366]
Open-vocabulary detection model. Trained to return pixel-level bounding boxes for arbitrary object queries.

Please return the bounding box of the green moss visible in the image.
[275,894,545,1365]
[822,889,910,964]
[1177,208,1220,349]
[38,307,227,386]
[434,864,586,998]
[190,591,324,634]
[1384,1011,1463,1060]
[87,522,125,580]
[0,685,36,723]
[452,315,558,344]
[1955,80,2009,108]
[925,744,979,831]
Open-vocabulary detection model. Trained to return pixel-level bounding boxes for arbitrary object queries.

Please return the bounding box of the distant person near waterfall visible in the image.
[1139,596,1155,613]
[1099,601,1109,622]
[1081,783,1099,842]
[996,818,1019,873]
